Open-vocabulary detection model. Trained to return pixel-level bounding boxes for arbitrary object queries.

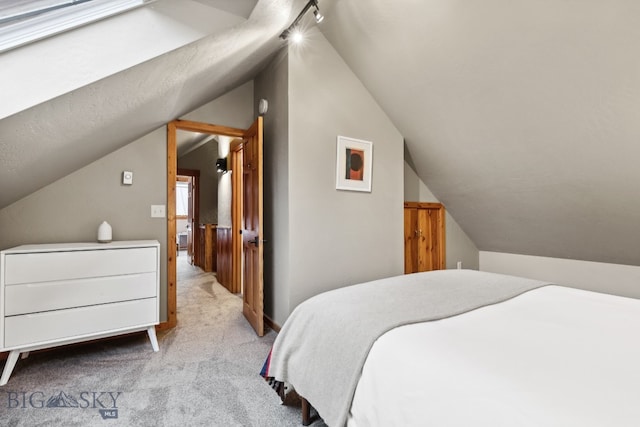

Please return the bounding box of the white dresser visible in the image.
[0,240,160,385]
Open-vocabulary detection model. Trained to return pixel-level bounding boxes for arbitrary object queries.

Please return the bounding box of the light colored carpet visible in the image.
[0,254,326,426]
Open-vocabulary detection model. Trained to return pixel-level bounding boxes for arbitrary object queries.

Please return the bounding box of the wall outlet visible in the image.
[151,205,165,218]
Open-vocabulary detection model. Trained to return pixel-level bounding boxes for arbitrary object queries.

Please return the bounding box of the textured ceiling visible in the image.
[194,0,258,18]
[3,0,639,267]
[319,0,640,266]
[0,0,295,208]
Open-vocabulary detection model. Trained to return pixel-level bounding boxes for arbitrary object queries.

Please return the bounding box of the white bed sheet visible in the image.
[347,285,640,427]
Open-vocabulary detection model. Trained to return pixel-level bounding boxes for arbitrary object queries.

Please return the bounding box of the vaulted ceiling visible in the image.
[0,0,285,207]
[1,0,639,267]
[319,0,640,266]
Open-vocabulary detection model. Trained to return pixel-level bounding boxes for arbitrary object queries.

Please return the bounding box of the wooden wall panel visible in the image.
[196,224,217,273]
[216,227,233,291]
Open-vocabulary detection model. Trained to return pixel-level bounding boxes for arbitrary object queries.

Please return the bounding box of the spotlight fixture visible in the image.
[313,9,324,24]
[216,158,227,173]
[291,29,304,44]
[280,0,325,40]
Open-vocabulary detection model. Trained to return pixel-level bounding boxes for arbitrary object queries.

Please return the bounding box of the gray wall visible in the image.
[216,136,234,228]
[0,128,168,319]
[182,81,255,130]
[178,139,219,224]
[480,251,640,299]
[181,80,256,229]
[404,160,479,270]
[285,30,405,323]
[257,33,407,326]
[321,0,640,268]
[0,81,256,323]
[255,48,290,324]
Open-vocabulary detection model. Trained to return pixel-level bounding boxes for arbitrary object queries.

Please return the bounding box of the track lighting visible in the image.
[313,9,324,24]
[280,0,325,41]
[291,29,304,44]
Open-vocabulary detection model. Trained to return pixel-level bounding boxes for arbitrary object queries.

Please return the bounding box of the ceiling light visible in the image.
[291,29,304,44]
[279,0,325,41]
[313,9,324,24]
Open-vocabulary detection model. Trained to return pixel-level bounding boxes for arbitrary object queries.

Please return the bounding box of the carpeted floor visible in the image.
[0,253,326,426]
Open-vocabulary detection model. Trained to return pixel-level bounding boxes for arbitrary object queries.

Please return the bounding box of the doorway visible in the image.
[176,170,199,265]
[165,119,264,336]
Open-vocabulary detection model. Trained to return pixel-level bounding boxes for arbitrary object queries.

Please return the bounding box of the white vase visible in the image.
[97,221,112,243]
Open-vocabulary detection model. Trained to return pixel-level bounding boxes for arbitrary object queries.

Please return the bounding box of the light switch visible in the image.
[122,171,133,185]
[151,205,165,218]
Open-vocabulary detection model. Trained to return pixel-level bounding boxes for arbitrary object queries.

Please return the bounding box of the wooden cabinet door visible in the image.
[404,203,446,273]
[404,207,419,273]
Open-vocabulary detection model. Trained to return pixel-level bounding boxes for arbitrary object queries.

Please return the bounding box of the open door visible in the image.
[240,117,264,336]
[165,118,263,333]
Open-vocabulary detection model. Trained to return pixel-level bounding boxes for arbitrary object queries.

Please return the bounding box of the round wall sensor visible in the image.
[258,99,269,116]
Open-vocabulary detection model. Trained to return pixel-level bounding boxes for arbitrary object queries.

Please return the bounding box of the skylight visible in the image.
[0,0,152,53]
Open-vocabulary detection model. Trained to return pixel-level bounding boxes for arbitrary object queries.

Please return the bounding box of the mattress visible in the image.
[348,285,640,426]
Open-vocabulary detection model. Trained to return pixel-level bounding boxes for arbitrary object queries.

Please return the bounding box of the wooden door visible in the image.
[187,177,195,265]
[404,202,446,273]
[241,117,264,336]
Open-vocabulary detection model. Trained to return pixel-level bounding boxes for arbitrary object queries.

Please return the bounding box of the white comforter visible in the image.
[348,285,640,426]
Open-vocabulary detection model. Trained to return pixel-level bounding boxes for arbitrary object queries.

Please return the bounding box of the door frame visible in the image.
[162,119,244,329]
[229,138,244,294]
[177,169,200,265]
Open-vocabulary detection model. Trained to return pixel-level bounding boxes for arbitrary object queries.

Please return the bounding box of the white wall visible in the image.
[480,251,640,299]
[177,219,188,233]
[287,30,405,316]
[404,160,479,270]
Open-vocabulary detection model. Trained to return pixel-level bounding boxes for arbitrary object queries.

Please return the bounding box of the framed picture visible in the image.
[336,136,373,192]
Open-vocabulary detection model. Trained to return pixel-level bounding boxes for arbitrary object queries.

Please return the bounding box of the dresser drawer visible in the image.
[4,298,157,348]
[3,247,157,285]
[4,272,157,316]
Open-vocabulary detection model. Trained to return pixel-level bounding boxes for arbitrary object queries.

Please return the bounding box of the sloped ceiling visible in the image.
[2,1,639,268]
[318,0,640,266]
[0,0,294,208]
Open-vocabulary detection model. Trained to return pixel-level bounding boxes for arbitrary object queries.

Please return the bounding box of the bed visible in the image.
[262,269,640,426]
